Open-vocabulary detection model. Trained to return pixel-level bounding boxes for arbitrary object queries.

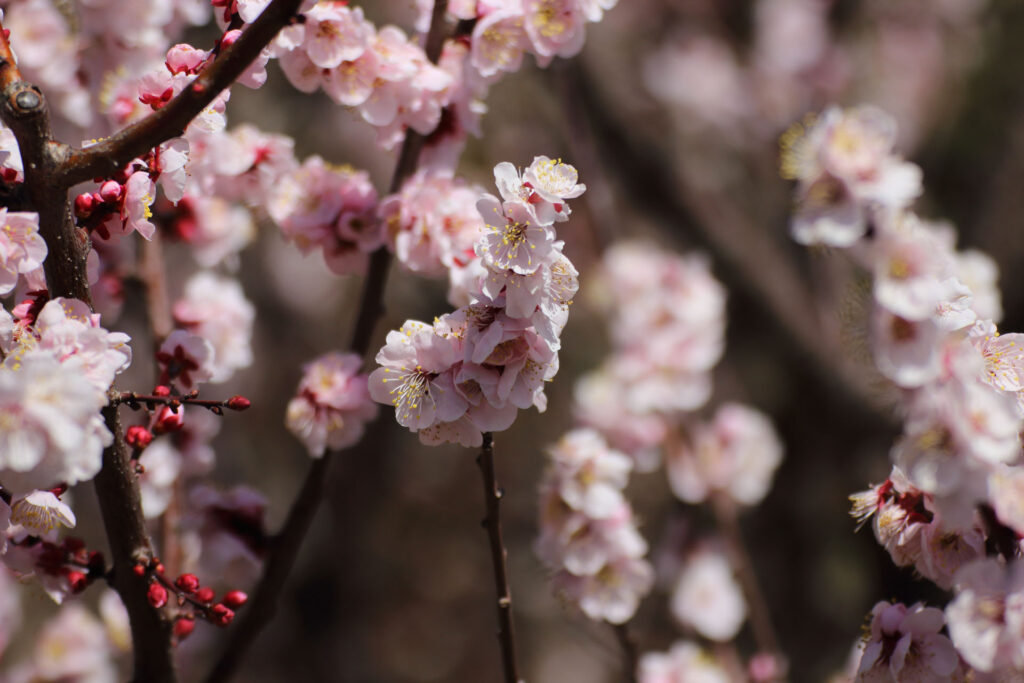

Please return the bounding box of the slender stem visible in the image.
[612,623,638,683]
[476,433,522,683]
[55,0,305,187]
[710,493,781,660]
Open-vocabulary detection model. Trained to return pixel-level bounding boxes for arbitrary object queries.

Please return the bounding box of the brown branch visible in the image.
[2,16,178,682]
[476,433,522,683]
[55,0,304,187]
[202,5,457,680]
[612,623,639,683]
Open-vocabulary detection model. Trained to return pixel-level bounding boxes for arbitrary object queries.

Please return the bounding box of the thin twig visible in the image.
[612,622,638,683]
[55,0,305,187]
[710,493,782,662]
[476,433,522,683]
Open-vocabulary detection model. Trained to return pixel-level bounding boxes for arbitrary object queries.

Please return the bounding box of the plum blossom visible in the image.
[0,209,46,296]
[173,272,255,383]
[0,353,112,496]
[666,403,783,507]
[638,641,731,683]
[157,329,215,391]
[946,559,1024,673]
[670,549,746,642]
[856,601,962,681]
[781,106,922,247]
[286,352,379,457]
[8,490,76,543]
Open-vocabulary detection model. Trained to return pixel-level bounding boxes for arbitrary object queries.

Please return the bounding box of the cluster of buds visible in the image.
[133,558,248,642]
[4,532,107,604]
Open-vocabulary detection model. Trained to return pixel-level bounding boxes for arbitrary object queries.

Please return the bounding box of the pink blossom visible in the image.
[475,194,555,275]
[8,490,76,543]
[0,209,47,296]
[639,641,731,683]
[946,559,1024,672]
[670,548,746,642]
[173,272,255,383]
[157,329,215,391]
[286,352,379,457]
[553,556,654,624]
[857,601,961,681]
[523,0,586,60]
[302,4,371,69]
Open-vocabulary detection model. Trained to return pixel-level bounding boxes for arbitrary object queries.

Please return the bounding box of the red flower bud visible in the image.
[195,587,215,603]
[132,563,146,577]
[175,573,200,593]
[147,582,168,608]
[66,570,88,593]
[153,385,172,397]
[153,406,184,435]
[210,603,235,626]
[74,193,96,218]
[125,425,154,449]
[174,618,196,640]
[222,590,248,608]
[226,395,251,411]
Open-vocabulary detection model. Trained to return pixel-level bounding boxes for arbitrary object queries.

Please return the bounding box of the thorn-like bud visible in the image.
[222,590,248,608]
[125,425,154,449]
[147,582,168,609]
[226,395,251,411]
[175,573,200,593]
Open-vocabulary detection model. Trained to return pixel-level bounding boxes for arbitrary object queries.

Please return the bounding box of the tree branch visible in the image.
[476,433,522,683]
[612,623,639,683]
[55,0,304,187]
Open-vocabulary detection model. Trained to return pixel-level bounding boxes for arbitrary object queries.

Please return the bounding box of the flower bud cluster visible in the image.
[369,158,584,447]
[286,352,379,458]
[788,105,1024,676]
[132,558,248,640]
[535,429,653,624]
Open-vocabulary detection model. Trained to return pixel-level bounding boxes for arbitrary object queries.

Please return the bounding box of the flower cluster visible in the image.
[267,156,382,275]
[574,242,727,469]
[286,352,378,457]
[0,209,46,296]
[535,429,653,624]
[0,298,131,496]
[788,105,1024,676]
[369,157,583,447]
[274,4,452,148]
[855,601,964,681]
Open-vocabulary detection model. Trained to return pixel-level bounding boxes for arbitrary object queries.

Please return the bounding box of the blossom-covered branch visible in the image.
[55,0,306,187]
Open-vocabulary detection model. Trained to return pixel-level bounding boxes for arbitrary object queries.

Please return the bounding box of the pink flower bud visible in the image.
[153,385,171,397]
[147,582,168,608]
[174,618,196,640]
[74,193,96,218]
[132,563,146,577]
[195,587,215,603]
[153,405,184,435]
[125,425,154,449]
[221,29,242,50]
[210,603,235,626]
[222,590,248,608]
[227,395,251,411]
[175,573,200,593]
[66,570,88,593]
[99,180,123,203]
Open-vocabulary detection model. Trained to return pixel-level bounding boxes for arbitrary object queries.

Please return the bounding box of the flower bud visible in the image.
[174,618,196,640]
[210,603,235,626]
[153,406,184,435]
[99,180,123,203]
[147,582,168,609]
[195,587,215,603]
[222,590,248,608]
[74,193,97,218]
[125,425,154,449]
[153,385,172,397]
[175,573,200,593]
[66,570,88,593]
[226,395,251,411]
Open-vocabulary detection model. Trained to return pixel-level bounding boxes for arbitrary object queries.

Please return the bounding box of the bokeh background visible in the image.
[7,0,1024,681]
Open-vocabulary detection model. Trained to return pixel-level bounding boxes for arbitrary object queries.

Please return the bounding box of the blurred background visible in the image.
[8,0,1024,681]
